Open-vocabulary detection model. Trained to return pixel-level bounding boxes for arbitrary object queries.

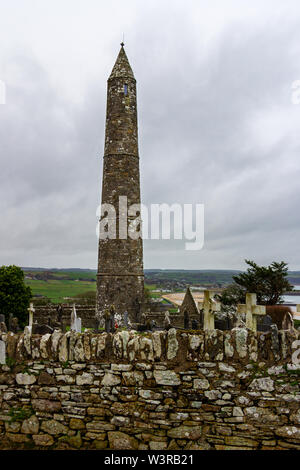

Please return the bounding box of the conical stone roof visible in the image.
[109,45,135,80]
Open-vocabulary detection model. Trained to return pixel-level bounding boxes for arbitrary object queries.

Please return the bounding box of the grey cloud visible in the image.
[0,1,300,269]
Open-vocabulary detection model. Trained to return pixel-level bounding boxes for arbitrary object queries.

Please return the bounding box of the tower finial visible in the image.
[121,32,125,48]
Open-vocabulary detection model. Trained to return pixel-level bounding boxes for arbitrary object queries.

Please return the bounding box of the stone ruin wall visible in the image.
[0,328,299,450]
[33,305,191,329]
[146,313,200,329]
[33,304,97,329]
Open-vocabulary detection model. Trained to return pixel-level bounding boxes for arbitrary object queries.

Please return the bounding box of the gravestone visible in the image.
[104,309,111,333]
[27,303,35,334]
[191,319,199,330]
[0,340,6,364]
[94,317,101,333]
[237,293,266,333]
[8,313,13,332]
[0,314,7,333]
[257,314,273,333]
[180,288,199,321]
[215,317,232,331]
[10,317,19,333]
[137,323,147,332]
[270,323,280,355]
[104,306,116,333]
[56,304,63,325]
[184,310,190,329]
[109,305,115,333]
[124,311,129,329]
[198,290,221,330]
[164,311,172,330]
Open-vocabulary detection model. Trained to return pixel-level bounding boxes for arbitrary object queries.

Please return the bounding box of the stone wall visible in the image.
[33,305,189,329]
[33,304,96,329]
[96,45,144,322]
[147,313,199,329]
[0,328,299,450]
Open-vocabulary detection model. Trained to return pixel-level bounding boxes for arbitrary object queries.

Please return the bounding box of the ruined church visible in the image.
[96,44,144,323]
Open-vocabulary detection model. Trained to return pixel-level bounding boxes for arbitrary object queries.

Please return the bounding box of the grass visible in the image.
[26,275,158,304]
[149,292,161,299]
[9,406,33,422]
[144,284,158,291]
[25,279,96,304]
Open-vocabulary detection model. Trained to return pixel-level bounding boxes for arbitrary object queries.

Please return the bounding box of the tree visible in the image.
[0,265,32,327]
[216,283,246,310]
[217,260,293,308]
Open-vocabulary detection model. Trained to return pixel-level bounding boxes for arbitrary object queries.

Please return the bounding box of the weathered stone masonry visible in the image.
[0,328,299,450]
[96,45,144,323]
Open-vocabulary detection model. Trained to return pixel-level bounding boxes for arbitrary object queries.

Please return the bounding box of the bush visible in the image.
[217,260,293,308]
[0,265,32,327]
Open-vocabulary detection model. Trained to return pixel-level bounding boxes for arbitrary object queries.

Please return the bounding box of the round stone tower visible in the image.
[96,44,144,324]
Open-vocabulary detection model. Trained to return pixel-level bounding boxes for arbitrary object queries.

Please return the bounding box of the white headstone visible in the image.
[71,304,82,333]
[0,340,6,365]
[27,303,35,327]
[76,317,82,333]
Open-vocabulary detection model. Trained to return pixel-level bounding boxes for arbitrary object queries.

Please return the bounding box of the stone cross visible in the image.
[0,340,5,365]
[198,290,221,330]
[27,303,35,329]
[237,293,266,333]
[184,310,190,329]
[124,311,129,329]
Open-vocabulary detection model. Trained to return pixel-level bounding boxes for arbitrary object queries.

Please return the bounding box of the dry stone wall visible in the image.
[0,328,299,450]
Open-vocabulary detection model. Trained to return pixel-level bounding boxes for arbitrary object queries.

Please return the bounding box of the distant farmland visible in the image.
[23,267,300,304]
[25,279,96,303]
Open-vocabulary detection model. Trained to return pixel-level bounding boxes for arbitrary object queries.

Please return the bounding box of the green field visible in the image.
[23,267,300,305]
[25,279,96,303]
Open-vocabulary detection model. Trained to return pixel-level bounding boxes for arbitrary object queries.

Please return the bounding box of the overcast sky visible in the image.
[0,0,300,270]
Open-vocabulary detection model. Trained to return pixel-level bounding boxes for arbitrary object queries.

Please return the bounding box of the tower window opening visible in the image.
[124,84,128,96]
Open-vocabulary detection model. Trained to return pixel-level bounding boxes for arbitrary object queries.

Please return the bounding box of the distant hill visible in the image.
[22,267,300,288]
